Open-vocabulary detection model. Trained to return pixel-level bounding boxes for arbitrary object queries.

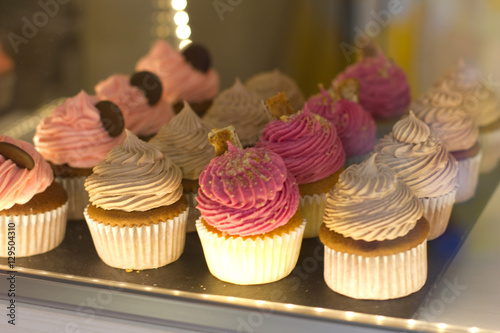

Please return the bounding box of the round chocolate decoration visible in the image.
[130,71,163,106]
[95,101,125,137]
[182,43,211,73]
[0,142,35,170]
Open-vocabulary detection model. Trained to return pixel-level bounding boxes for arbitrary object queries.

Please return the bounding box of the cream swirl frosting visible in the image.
[374,112,458,198]
[324,154,423,241]
[245,69,305,111]
[85,130,183,212]
[437,60,500,127]
[0,136,53,210]
[411,83,479,152]
[203,78,271,147]
[150,102,215,180]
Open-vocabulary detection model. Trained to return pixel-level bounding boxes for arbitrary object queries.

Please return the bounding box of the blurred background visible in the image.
[0,0,499,118]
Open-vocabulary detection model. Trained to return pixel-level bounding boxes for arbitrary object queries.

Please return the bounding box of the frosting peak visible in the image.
[0,136,54,210]
[85,130,183,212]
[149,102,215,180]
[324,153,423,241]
[196,143,299,236]
[392,111,431,144]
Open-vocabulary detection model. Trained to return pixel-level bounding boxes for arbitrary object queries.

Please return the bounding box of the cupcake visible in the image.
[0,136,68,257]
[435,59,500,173]
[136,40,219,115]
[203,78,271,147]
[332,41,410,137]
[150,102,215,232]
[196,126,305,285]
[84,130,188,270]
[305,80,376,166]
[256,93,345,238]
[95,71,175,140]
[374,111,458,240]
[245,69,305,111]
[320,154,428,300]
[411,82,481,203]
[0,43,15,112]
[34,90,126,220]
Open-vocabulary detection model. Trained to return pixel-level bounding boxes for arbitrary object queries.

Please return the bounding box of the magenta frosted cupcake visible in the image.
[411,83,481,203]
[305,84,376,165]
[95,72,174,140]
[256,97,345,238]
[135,40,219,114]
[374,112,458,240]
[332,45,410,120]
[0,136,68,257]
[34,90,126,219]
[196,128,305,285]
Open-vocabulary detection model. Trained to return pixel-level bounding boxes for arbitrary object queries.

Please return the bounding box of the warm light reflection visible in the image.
[438,323,447,330]
[179,39,192,49]
[407,319,416,327]
[469,327,479,333]
[171,0,187,11]
[285,304,295,309]
[174,11,189,25]
[176,25,191,39]
[345,311,355,319]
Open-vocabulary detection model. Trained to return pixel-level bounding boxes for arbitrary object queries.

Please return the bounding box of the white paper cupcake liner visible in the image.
[0,203,68,257]
[455,149,482,203]
[300,193,327,238]
[421,188,457,240]
[324,240,427,300]
[184,191,200,233]
[196,219,306,285]
[56,176,88,220]
[84,206,188,270]
[478,127,500,173]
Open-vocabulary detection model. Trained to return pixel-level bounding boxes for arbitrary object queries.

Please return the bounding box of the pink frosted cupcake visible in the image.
[256,94,345,238]
[136,40,219,115]
[34,91,126,219]
[305,81,376,165]
[435,59,500,173]
[411,83,481,203]
[196,127,305,285]
[95,72,174,140]
[245,69,305,111]
[374,112,459,240]
[0,43,15,111]
[203,78,271,147]
[0,136,68,257]
[332,43,410,137]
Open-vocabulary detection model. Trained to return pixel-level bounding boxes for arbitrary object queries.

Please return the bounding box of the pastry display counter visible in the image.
[0,108,499,332]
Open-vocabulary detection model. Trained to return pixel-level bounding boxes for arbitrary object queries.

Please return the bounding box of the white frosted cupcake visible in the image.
[411,83,481,203]
[196,127,305,285]
[202,78,271,147]
[150,102,215,232]
[245,69,305,111]
[0,136,68,257]
[84,130,188,270]
[320,154,428,300]
[374,112,458,240]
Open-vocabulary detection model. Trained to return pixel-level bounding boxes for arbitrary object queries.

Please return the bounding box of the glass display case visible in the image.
[1,1,500,332]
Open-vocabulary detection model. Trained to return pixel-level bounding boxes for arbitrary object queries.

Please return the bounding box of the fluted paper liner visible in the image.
[324,240,427,300]
[455,149,482,203]
[421,188,457,240]
[300,193,326,238]
[0,203,68,257]
[196,219,306,285]
[478,127,500,173]
[84,206,188,270]
[184,190,200,233]
[57,175,88,220]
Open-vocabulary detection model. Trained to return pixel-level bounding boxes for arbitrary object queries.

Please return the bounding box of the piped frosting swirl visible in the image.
[0,136,54,210]
[323,154,423,242]
[374,112,458,198]
[256,105,345,184]
[196,143,299,237]
[150,102,215,180]
[85,130,183,212]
